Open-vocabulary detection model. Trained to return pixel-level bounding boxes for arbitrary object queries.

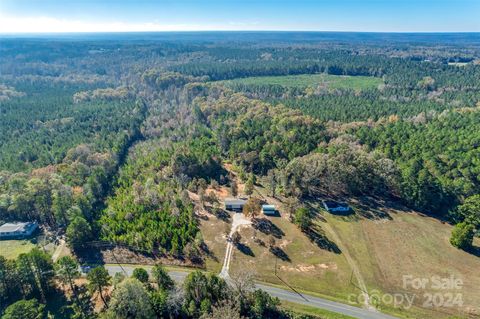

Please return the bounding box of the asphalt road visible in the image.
[105,264,398,319]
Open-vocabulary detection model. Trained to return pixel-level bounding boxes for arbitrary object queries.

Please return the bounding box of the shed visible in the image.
[261,205,276,215]
[0,222,38,240]
[225,198,247,212]
[322,201,351,213]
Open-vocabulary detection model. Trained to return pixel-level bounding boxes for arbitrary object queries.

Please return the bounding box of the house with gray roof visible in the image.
[0,222,38,240]
[224,198,247,212]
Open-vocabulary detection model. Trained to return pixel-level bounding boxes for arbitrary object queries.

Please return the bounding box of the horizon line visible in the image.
[2,30,480,35]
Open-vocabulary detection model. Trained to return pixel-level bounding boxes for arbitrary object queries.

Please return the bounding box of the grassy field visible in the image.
[280,300,356,319]
[322,201,480,319]
[229,213,360,304]
[220,74,383,91]
[224,181,480,318]
[199,210,230,273]
[0,239,37,259]
[0,233,60,260]
[198,180,360,304]
[197,171,479,319]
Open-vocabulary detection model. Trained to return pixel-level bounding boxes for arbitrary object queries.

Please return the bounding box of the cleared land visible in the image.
[196,171,359,304]
[280,300,356,319]
[0,233,61,260]
[220,177,479,319]
[226,182,360,306]
[221,74,383,90]
[137,167,480,319]
[199,210,230,273]
[201,166,361,305]
[230,213,359,304]
[0,239,36,259]
[322,201,480,319]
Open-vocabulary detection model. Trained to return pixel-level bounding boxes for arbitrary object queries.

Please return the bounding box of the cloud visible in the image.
[0,15,251,33]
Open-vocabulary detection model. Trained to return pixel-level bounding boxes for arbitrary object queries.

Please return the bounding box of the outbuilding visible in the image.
[322,201,351,213]
[0,222,38,240]
[224,198,247,212]
[261,205,276,215]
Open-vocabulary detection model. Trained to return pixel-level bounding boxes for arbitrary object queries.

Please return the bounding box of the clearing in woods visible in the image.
[0,239,37,259]
[194,167,480,319]
[322,201,480,319]
[220,74,383,91]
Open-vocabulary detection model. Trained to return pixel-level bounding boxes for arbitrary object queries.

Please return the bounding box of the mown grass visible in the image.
[0,239,37,259]
[230,218,359,304]
[228,183,360,305]
[220,74,383,91]
[198,179,479,318]
[323,205,480,319]
[280,300,356,319]
[198,211,230,273]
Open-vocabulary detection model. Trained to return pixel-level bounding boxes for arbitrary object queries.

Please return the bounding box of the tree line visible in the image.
[1,251,313,319]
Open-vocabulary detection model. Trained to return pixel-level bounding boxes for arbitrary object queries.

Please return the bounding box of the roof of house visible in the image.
[0,222,36,233]
[262,205,276,210]
[224,198,247,205]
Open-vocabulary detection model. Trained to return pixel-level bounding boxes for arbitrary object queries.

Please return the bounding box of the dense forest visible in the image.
[1,33,479,318]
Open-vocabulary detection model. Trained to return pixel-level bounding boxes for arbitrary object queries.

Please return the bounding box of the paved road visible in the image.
[105,265,398,319]
[255,283,398,319]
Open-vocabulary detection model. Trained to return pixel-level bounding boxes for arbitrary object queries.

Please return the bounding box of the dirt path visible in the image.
[52,239,67,262]
[219,213,251,280]
[322,222,375,311]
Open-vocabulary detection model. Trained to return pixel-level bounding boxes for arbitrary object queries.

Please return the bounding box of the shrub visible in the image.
[450,222,475,250]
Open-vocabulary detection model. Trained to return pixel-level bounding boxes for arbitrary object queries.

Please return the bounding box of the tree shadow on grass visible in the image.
[468,245,480,258]
[77,242,162,266]
[214,209,231,223]
[304,224,341,254]
[200,242,219,262]
[306,196,393,222]
[252,218,285,239]
[237,243,255,257]
[351,196,394,221]
[198,214,209,221]
[269,246,291,262]
[355,204,391,220]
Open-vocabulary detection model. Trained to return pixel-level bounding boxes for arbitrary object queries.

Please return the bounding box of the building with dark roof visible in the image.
[224,198,247,212]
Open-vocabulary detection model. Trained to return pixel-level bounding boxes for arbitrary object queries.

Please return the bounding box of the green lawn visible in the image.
[0,239,37,259]
[199,210,230,273]
[220,74,383,91]
[229,211,359,305]
[281,300,356,319]
[322,203,480,319]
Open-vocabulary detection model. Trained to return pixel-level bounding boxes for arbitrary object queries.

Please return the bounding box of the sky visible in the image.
[0,0,479,33]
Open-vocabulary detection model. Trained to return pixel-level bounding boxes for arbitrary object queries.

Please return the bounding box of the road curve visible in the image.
[105,264,398,319]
